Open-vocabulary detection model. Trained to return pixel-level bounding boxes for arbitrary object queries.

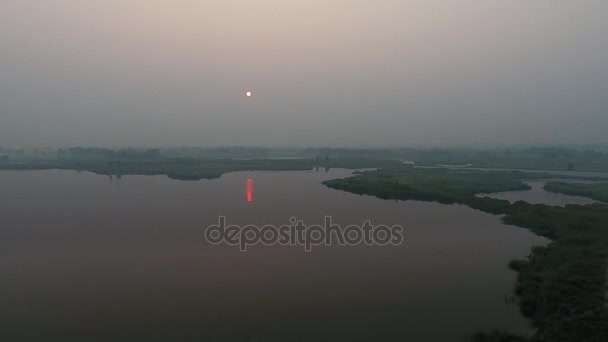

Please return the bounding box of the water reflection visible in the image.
[246,178,253,202]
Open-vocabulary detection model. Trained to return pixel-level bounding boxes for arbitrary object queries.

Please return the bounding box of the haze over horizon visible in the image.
[1,0,607,148]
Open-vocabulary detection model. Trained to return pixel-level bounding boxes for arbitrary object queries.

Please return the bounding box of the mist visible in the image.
[1,0,607,148]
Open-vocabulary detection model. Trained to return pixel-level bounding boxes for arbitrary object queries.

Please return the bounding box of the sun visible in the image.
[246,91,252,97]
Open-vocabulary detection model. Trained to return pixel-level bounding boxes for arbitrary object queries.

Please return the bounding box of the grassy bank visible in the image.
[544,182,608,203]
[324,167,608,341]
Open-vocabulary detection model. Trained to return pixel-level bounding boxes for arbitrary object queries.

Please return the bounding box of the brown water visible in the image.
[0,169,546,341]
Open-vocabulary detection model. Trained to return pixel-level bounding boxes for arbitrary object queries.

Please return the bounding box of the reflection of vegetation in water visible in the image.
[324,167,608,342]
[544,182,608,203]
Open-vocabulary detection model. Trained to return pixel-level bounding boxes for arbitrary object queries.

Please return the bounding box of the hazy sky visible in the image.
[1,0,607,148]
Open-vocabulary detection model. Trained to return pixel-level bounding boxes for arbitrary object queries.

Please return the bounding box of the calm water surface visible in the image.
[0,169,547,341]
[480,180,600,206]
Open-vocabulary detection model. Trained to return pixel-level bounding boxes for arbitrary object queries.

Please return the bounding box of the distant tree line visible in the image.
[61,147,161,160]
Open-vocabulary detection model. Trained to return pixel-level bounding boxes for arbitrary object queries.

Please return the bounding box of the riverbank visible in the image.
[323,167,608,341]
[544,182,608,203]
[0,157,399,181]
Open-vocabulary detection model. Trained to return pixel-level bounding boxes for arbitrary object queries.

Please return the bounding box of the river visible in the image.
[0,169,547,341]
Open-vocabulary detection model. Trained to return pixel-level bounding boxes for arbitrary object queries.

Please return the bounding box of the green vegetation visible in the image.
[502,203,608,341]
[324,167,608,342]
[0,157,400,180]
[545,182,608,203]
[323,167,607,205]
[324,167,538,204]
